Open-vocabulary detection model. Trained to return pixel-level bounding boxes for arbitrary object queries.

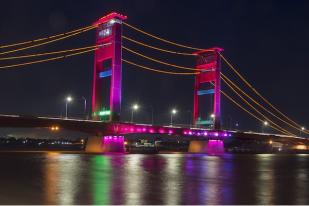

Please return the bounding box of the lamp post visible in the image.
[262,121,268,133]
[81,96,87,119]
[300,127,305,137]
[170,109,177,126]
[131,104,139,123]
[65,96,73,119]
[210,113,215,129]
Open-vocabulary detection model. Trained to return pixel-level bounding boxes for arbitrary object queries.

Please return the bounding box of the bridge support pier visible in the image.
[188,140,224,155]
[85,135,125,153]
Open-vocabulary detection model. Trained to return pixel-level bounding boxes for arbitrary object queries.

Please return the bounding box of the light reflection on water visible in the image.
[0,153,308,204]
[256,154,275,205]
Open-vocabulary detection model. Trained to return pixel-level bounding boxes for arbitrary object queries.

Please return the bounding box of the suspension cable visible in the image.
[220,53,306,131]
[122,59,199,75]
[221,73,309,134]
[221,76,295,136]
[123,36,198,56]
[123,46,201,71]
[0,25,95,49]
[123,22,204,51]
[0,43,111,61]
[0,44,104,61]
[0,47,97,70]
[0,26,96,56]
[221,89,291,135]
[123,45,293,134]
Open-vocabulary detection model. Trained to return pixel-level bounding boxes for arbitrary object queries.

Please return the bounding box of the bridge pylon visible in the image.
[91,12,127,121]
[193,47,223,129]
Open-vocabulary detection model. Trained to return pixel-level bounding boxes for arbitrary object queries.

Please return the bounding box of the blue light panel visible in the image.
[99,69,112,78]
[197,89,215,95]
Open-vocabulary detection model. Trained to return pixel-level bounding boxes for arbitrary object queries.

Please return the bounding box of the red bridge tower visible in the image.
[193,48,223,129]
[92,12,127,121]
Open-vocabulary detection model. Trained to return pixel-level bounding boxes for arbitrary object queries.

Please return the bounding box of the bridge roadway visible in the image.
[0,114,308,152]
[0,114,231,138]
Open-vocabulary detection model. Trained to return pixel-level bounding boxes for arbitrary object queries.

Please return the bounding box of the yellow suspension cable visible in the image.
[122,59,199,75]
[221,89,291,135]
[123,46,201,71]
[0,47,97,70]
[122,36,197,56]
[0,43,111,61]
[0,25,96,49]
[221,73,309,134]
[0,26,96,56]
[123,43,299,134]
[0,45,96,61]
[221,76,295,136]
[220,53,306,131]
[123,22,204,51]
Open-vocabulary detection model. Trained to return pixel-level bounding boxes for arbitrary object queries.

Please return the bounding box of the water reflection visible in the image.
[1,153,307,204]
[256,154,275,205]
[123,155,144,205]
[90,155,111,205]
[45,153,83,205]
[181,154,234,204]
[295,154,308,205]
[162,154,183,205]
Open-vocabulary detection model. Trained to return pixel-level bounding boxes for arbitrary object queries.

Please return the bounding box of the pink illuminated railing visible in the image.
[108,123,232,138]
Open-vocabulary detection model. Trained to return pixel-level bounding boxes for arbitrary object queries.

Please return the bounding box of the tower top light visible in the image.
[93,12,127,26]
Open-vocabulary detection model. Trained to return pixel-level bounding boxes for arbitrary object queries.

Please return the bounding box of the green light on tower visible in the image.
[99,110,111,116]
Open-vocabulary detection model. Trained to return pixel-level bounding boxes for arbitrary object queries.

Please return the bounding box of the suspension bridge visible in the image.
[0,12,308,153]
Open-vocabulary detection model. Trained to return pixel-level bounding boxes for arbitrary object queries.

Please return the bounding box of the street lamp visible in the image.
[262,121,268,133]
[131,104,139,123]
[300,126,305,137]
[170,108,177,126]
[65,96,73,118]
[81,96,87,119]
[210,113,215,129]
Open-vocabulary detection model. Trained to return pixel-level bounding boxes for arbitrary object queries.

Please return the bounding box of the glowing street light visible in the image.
[65,96,73,119]
[209,113,215,129]
[131,103,139,123]
[262,121,268,133]
[300,126,305,136]
[170,108,177,126]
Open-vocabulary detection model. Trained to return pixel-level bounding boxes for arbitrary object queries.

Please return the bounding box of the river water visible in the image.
[0,153,308,205]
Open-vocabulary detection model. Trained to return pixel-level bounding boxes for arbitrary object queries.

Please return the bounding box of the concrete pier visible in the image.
[188,140,224,154]
[85,135,125,153]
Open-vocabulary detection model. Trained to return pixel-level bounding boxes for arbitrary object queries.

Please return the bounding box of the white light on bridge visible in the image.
[66,96,73,102]
[171,109,177,114]
[132,104,139,110]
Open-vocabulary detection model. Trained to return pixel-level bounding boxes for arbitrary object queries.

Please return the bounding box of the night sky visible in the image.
[0,0,308,133]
